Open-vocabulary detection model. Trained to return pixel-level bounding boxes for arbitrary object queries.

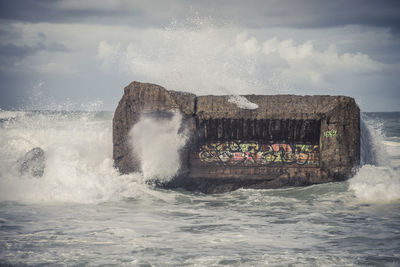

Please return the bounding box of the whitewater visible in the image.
[0,109,399,266]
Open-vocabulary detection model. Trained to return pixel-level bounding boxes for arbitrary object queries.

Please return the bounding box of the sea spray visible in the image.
[0,110,142,204]
[349,114,400,203]
[360,114,388,166]
[97,18,279,96]
[1,109,398,204]
[360,118,377,165]
[129,111,188,182]
[349,165,400,203]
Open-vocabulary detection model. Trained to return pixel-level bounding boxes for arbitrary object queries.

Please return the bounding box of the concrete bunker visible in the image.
[113,81,360,193]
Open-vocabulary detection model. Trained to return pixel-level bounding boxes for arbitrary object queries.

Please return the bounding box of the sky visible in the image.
[0,0,399,111]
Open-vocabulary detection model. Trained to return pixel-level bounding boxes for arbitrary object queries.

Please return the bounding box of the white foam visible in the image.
[228,95,258,110]
[0,109,27,119]
[349,165,400,203]
[129,111,188,182]
[383,140,400,147]
[349,115,400,203]
[0,111,146,204]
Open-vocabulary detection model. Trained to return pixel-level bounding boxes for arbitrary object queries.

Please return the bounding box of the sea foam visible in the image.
[129,111,188,182]
[349,115,400,203]
[0,111,144,204]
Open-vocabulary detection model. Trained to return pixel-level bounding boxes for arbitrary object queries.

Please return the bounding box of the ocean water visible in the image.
[0,110,399,266]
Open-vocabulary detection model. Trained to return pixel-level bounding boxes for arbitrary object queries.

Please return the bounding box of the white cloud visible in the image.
[235,32,260,55]
[262,38,313,60]
[259,38,383,88]
[95,23,386,96]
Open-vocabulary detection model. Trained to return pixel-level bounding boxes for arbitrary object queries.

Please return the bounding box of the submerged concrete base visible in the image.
[163,168,332,194]
[113,81,360,193]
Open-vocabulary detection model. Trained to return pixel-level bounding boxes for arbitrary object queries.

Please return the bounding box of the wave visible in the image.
[0,110,399,204]
[0,110,149,204]
[349,165,400,203]
[348,114,400,203]
[129,110,188,182]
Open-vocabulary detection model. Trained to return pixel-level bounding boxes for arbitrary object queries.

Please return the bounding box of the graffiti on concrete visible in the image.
[198,142,319,166]
[324,129,337,137]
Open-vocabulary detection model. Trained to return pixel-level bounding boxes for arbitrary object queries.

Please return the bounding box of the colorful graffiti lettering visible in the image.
[324,129,337,137]
[198,141,319,166]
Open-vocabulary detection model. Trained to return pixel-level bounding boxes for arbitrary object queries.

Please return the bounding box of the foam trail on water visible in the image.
[129,111,188,182]
[349,115,400,203]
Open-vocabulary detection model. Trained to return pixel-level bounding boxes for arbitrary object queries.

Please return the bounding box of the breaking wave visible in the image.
[349,115,400,203]
[0,109,399,204]
[129,111,188,182]
[0,110,145,204]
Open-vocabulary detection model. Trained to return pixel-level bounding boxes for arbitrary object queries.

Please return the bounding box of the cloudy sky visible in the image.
[0,0,399,111]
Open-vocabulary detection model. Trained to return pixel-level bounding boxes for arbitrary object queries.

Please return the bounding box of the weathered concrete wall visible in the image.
[113,81,360,193]
[113,81,196,174]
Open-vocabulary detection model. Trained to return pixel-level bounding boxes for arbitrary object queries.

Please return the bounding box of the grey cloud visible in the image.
[0,0,399,31]
[188,0,400,31]
[0,41,70,66]
[0,69,38,109]
[0,43,41,60]
[46,42,69,52]
[0,25,23,41]
[37,32,46,40]
[0,0,60,23]
[0,0,148,25]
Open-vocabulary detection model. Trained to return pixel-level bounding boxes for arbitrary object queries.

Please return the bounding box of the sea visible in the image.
[0,110,399,266]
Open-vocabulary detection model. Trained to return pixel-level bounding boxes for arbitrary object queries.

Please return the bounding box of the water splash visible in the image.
[349,165,400,203]
[129,111,188,182]
[97,17,381,99]
[360,118,377,165]
[0,110,143,204]
[349,114,400,203]
[1,109,399,204]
